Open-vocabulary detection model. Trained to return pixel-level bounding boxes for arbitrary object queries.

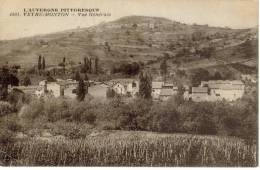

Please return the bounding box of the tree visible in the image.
[89,58,92,73]
[38,55,42,70]
[74,71,81,81]
[94,57,99,74]
[83,57,88,73]
[76,78,86,101]
[0,66,19,100]
[84,73,89,94]
[139,71,152,99]
[190,68,210,86]
[213,71,222,80]
[42,56,46,70]
[201,46,215,59]
[106,88,116,98]
[23,75,31,86]
[160,57,167,82]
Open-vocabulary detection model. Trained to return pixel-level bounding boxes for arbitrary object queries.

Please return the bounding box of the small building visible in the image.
[189,87,209,102]
[88,83,109,100]
[241,74,257,83]
[111,79,139,97]
[185,80,245,102]
[152,82,178,101]
[152,81,164,99]
[159,88,175,101]
[38,79,88,99]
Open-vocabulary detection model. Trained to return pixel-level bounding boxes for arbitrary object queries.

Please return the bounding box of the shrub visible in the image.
[0,128,15,144]
[6,119,23,132]
[19,100,44,120]
[81,111,96,124]
[0,101,13,117]
[106,88,115,98]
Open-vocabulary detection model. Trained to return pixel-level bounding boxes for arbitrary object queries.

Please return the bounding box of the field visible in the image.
[0,131,257,166]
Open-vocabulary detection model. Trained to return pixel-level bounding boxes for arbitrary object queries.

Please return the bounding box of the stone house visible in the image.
[152,81,164,99]
[185,80,245,102]
[152,82,178,101]
[111,79,139,97]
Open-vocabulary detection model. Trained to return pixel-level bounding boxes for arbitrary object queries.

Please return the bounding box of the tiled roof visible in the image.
[152,82,163,89]
[110,79,136,86]
[160,89,174,96]
[192,87,208,93]
[201,80,244,90]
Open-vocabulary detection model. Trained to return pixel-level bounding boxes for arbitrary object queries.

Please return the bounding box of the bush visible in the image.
[6,119,23,132]
[0,101,13,117]
[106,88,115,98]
[19,100,44,120]
[0,128,15,144]
[81,111,96,124]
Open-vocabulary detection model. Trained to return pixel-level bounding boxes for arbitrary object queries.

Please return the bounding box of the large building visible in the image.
[110,79,139,97]
[37,79,88,99]
[152,82,178,101]
[184,80,245,102]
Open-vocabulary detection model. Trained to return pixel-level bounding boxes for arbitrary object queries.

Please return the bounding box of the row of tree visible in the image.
[80,57,99,74]
[111,62,140,76]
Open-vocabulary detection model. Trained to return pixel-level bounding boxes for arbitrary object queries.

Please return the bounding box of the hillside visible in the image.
[0,15,258,74]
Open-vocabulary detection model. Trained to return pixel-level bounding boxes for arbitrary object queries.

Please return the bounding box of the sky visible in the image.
[0,0,258,40]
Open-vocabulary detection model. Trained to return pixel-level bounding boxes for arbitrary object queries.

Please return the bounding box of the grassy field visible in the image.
[0,131,257,166]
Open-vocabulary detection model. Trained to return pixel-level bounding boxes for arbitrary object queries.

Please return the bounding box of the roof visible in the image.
[209,84,244,90]
[192,87,208,93]
[163,83,174,87]
[160,89,174,96]
[152,82,163,89]
[201,80,244,90]
[202,80,244,85]
[109,79,136,86]
[173,86,178,90]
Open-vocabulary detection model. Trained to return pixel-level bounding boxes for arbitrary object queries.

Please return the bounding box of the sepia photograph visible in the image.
[0,0,258,167]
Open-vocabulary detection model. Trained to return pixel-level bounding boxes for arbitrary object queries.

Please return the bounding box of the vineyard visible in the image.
[0,131,257,166]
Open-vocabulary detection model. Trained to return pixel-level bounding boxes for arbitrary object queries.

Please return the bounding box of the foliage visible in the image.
[106,88,116,98]
[22,75,31,86]
[38,55,42,70]
[190,68,210,86]
[138,71,152,99]
[160,57,168,81]
[42,57,46,70]
[111,62,140,76]
[0,101,13,117]
[76,78,86,101]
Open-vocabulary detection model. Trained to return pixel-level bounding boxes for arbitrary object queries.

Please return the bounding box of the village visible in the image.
[7,72,254,103]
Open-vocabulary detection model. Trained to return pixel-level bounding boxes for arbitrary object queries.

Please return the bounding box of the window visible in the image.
[132,82,137,87]
[216,93,220,96]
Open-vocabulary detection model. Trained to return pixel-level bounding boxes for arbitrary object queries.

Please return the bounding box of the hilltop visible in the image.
[0,15,257,76]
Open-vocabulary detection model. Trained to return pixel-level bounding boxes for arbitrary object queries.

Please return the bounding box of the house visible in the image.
[9,85,42,97]
[159,88,175,101]
[241,74,257,83]
[185,87,209,102]
[152,82,178,101]
[111,79,139,97]
[185,80,245,102]
[152,81,164,99]
[88,83,109,100]
[201,80,245,101]
[38,79,88,99]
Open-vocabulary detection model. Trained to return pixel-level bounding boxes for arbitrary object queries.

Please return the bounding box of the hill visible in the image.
[0,15,257,75]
